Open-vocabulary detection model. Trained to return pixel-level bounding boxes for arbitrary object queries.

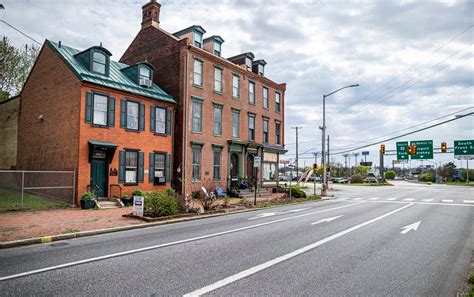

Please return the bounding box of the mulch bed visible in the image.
[123,209,238,222]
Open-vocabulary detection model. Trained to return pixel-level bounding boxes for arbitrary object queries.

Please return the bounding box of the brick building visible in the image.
[0,96,19,169]
[121,0,286,198]
[17,40,175,203]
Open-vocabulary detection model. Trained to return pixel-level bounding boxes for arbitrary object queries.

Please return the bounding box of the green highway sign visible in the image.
[454,140,474,159]
[396,141,409,160]
[410,140,433,160]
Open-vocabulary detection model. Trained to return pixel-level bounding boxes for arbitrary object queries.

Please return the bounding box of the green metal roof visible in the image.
[47,40,175,104]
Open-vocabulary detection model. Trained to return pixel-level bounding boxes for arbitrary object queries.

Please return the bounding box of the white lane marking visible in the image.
[386,198,397,201]
[464,200,474,204]
[403,198,414,201]
[310,215,344,225]
[442,199,453,203]
[339,198,349,200]
[368,198,380,200]
[362,200,473,207]
[422,199,433,202]
[353,198,364,200]
[183,203,414,297]
[400,221,422,234]
[0,202,365,282]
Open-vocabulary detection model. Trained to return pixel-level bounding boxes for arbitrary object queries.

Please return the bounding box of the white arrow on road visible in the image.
[248,212,278,220]
[283,208,310,214]
[311,215,344,225]
[400,221,421,234]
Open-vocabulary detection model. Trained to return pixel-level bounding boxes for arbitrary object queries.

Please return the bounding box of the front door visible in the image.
[247,155,254,183]
[91,159,107,197]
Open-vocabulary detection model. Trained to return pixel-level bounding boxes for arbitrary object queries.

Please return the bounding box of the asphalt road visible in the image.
[0,181,472,296]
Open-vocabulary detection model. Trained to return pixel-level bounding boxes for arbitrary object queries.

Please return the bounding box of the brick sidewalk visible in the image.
[0,207,141,242]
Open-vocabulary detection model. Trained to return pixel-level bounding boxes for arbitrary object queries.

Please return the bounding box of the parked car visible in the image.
[363,177,378,183]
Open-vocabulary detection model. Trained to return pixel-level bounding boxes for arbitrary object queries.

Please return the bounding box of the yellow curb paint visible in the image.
[41,236,53,243]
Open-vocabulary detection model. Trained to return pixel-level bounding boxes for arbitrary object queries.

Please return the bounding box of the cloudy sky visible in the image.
[2,0,473,168]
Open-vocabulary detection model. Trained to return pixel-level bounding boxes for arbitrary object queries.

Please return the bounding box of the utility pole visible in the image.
[343,153,349,177]
[327,135,330,181]
[380,150,385,183]
[291,126,303,180]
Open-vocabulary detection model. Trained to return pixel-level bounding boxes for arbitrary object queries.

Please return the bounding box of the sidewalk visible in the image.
[0,207,142,243]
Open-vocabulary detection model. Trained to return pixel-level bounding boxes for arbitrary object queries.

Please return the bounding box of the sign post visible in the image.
[410,140,433,160]
[361,151,369,162]
[396,141,409,161]
[133,196,144,217]
[253,156,261,206]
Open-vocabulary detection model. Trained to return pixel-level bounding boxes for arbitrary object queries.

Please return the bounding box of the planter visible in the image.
[80,200,96,209]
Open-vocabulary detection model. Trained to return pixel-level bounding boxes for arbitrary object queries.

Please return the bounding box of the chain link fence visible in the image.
[0,170,76,210]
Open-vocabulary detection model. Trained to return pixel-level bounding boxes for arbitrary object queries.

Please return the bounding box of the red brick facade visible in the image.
[121,1,286,198]
[17,41,175,204]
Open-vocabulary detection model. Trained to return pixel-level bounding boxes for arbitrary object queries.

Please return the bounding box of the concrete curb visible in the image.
[0,197,332,249]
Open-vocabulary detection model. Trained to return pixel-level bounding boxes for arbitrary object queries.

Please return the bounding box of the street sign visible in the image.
[410,140,433,160]
[360,161,372,166]
[133,196,144,217]
[396,141,409,160]
[454,140,474,159]
[254,156,261,168]
[361,151,369,156]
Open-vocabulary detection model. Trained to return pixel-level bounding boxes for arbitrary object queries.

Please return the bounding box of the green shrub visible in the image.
[351,174,363,183]
[122,194,129,199]
[418,173,434,182]
[144,190,181,217]
[132,189,146,197]
[165,187,176,197]
[288,186,306,198]
[385,170,396,180]
[81,192,95,201]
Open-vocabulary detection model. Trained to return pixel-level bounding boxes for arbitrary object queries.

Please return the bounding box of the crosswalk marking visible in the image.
[422,199,433,202]
[403,198,414,201]
[339,197,472,205]
[368,198,380,200]
[442,199,453,203]
[353,198,364,200]
[386,198,397,201]
[464,200,474,204]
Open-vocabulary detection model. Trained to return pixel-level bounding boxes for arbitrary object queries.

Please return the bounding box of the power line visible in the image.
[0,19,42,45]
[330,112,473,156]
[337,24,473,114]
[333,105,474,151]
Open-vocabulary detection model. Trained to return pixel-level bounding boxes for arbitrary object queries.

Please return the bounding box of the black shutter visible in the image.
[138,152,144,183]
[120,100,126,128]
[118,151,125,183]
[166,109,172,135]
[85,92,93,123]
[108,97,115,127]
[139,104,145,131]
[150,106,155,133]
[149,152,155,182]
[165,154,170,182]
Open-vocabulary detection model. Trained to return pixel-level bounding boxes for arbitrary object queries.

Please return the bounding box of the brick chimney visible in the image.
[141,0,161,29]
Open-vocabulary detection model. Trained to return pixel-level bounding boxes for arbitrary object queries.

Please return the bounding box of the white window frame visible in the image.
[276,91,281,112]
[125,151,138,184]
[249,81,255,104]
[92,94,108,126]
[214,67,223,93]
[213,105,222,135]
[155,107,166,134]
[263,87,269,109]
[193,59,203,86]
[232,110,239,138]
[192,100,202,132]
[92,51,106,75]
[232,75,240,99]
[193,31,203,48]
[126,101,139,130]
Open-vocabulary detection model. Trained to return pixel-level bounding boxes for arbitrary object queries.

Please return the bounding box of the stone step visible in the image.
[96,200,122,209]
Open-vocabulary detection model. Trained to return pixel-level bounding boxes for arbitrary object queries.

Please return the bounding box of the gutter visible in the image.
[183,46,189,201]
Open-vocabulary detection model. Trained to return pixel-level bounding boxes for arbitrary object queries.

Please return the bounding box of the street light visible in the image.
[321,84,359,196]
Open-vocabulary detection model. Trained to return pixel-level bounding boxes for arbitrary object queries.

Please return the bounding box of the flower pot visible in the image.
[80,200,96,209]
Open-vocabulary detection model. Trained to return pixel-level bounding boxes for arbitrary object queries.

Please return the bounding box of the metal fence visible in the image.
[0,170,76,208]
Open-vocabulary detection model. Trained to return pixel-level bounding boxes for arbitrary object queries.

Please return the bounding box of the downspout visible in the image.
[183,46,189,201]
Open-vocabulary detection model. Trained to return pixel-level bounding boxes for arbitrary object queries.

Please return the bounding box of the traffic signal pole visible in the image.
[380,147,385,183]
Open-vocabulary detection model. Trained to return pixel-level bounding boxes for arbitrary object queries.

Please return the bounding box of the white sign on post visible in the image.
[254,156,261,168]
[133,196,144,217]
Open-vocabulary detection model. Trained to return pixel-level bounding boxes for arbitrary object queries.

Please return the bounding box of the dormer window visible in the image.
[92,51,107,75]
[245,57,252,68]
[258,64,265,76]
[139,66,151,80]
[193,31,203,48]
[214,42,222,57]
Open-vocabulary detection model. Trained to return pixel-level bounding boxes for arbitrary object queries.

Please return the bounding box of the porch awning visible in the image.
[88,140,118,148]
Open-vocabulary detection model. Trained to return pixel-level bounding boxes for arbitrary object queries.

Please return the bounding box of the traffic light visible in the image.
[412,145,417,154]
[312,163,318,169]
[441,142,447,153]
[408,145,413,155]
[380,144,385,155]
